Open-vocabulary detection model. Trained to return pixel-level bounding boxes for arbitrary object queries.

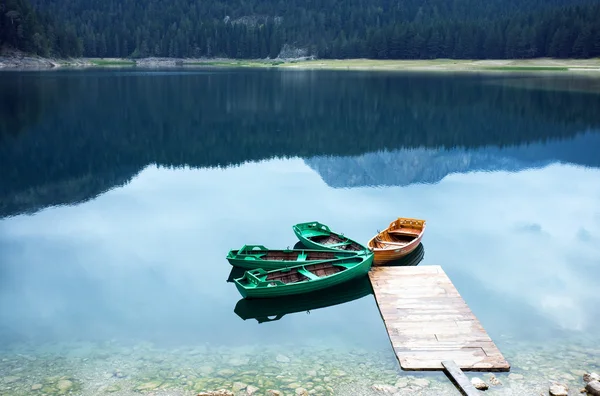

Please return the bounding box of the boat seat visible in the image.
[388,229,420,236]
[297,252,308,262]
[297,268,320,281]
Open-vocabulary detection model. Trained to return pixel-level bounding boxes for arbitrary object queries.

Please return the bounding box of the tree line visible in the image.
[3,0,600,59]
[0,0,81,57]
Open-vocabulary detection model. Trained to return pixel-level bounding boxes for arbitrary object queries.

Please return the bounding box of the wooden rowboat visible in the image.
[292,221,367,252]
[234,253,373,299]
[226,245,362,270]
[367,218,426,265]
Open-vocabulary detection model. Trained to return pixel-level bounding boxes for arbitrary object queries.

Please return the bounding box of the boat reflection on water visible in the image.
[379,242,425,267]
[233,275,373,324]
[230,243,425,323]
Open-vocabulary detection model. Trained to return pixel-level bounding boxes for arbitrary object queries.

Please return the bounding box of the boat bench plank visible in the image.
[369,265,510,372]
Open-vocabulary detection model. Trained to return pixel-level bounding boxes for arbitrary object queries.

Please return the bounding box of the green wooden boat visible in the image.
[234,275,373,323]
[292,221,368,252]
[234,253,373,299]
[226,244,362,270]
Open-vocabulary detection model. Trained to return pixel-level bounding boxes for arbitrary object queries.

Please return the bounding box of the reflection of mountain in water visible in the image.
[306,131,600,188]
[2,70,600,217]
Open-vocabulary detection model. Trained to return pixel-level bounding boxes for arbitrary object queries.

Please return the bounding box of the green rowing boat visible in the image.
[234,253,374,299]
[292,221,368,252]
[226,244,362,270]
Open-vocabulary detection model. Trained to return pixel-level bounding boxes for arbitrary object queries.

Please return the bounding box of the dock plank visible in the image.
[369,265,510,372]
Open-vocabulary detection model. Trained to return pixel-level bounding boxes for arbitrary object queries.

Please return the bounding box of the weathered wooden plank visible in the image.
[369,265,510,372]
[442,360,480,396]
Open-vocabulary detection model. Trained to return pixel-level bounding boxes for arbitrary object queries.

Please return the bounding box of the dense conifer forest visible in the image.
[2,0,600,59]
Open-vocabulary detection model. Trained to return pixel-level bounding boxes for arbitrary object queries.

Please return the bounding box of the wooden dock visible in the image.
[369,265,510,372]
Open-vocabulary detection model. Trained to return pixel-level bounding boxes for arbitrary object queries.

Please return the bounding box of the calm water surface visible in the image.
[0,69,599,395]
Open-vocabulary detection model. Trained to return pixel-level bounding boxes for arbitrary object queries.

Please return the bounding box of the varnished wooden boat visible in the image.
[292,221,368,252]
[367,218,426,265]
[226,244,362,270]
[234,253,373,299]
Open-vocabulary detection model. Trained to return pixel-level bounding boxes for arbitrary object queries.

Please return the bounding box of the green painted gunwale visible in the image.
[292,221,369,252]
[226,244,362,270]
[234,253,374,299]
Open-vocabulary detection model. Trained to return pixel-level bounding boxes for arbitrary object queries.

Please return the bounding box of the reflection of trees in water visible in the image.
[1,70,600,217]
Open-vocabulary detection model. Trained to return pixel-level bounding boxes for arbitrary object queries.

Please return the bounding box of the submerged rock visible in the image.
[197,391,234,396]
[232,382,247,392]
[471,378,489,390]
[295,387,309,396]
[276,354,290,363]
[136,380,163,391]
[57,379,73,393]
[394,379,408,388]
[586,381,600,396]
[549,383,568,396]
[412,378,430,387]
[266,391,282,396]
[2,376,20,384]
[585,373,600,383]
[488,374,502,386]
[508,373,524,380]
[31,384,43,391]
[246,385,259,395]
[218,369,236,377]
[371,384,398,393]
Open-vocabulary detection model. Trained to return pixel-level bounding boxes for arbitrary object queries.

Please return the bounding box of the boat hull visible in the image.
[234,253,373,299]
[368,218,426,265]
[226,245,361,270]
[292,221,368,252]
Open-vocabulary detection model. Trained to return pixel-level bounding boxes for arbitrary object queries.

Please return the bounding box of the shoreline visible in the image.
[1,55,600,74]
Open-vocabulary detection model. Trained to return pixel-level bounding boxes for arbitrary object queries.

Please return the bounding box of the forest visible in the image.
[2,0,600,59]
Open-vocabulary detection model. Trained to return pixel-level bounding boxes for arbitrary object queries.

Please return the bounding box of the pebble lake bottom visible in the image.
[1,69,599,395]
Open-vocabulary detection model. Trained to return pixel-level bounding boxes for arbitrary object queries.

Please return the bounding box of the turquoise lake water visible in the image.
[0,69,599,395]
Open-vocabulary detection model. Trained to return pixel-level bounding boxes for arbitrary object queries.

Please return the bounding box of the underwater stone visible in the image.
[232,382,247,392]
[276,354,290,363]
[196,391,229,396]
[246,385,259,395]
[266,391,282,396]
[105,385,121,393]
[586,381,600,396]
[412,378,430,387]
[2,376,20,383]
[488,374,502,386]
[56,379,73,393]
[306,370,317,377]
[371,384,398,393]
[135,380,163,391]
[549,383,568,396]
[229,358,250,367]
[471,378,488,390]
[295,387,309,396]
[31,384,43,391]
[199,366,215,375]
[394,379,408,388]
[218,369,236,377]
[508,373,524,380]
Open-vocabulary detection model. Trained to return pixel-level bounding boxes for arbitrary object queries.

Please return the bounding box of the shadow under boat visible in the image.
[234,274,373,323]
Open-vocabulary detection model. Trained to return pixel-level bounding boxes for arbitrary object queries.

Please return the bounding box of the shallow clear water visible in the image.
[0,69,599,395]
